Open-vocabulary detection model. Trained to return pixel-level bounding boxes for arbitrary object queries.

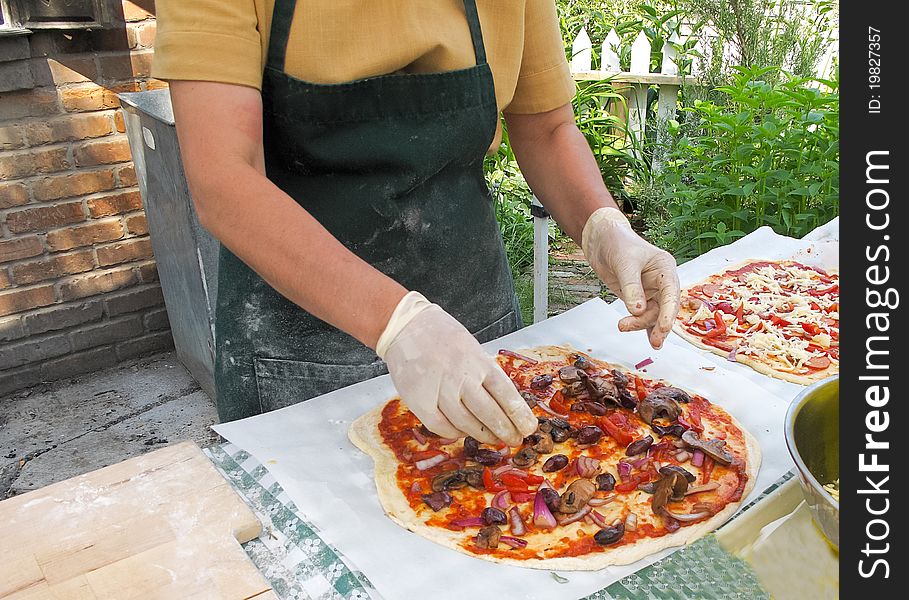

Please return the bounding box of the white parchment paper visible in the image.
[214,220,838,600]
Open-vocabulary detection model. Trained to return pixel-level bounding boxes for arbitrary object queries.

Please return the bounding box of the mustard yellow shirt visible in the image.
[152,0,576,145]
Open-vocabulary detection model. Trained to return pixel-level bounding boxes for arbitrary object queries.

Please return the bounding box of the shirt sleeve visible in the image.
[152,0,264,90]
[506,0,576,114]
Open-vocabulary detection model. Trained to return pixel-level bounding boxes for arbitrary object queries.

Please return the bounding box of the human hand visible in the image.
[376,292,537,446]
[581,207,680,349]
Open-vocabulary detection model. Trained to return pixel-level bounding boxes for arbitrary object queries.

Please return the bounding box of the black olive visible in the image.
[638,482,657,494]
[542,454,569,472]
[581,402,608,416]
[521,391,538,408]
[512,447,538,468]
[531,374,553,389]
[540,487,561,512]
[659,465,697,483]
[594,523,625,546]
[550,427,570,443]
[618,390,638,410]
[421,491,452,512]
[473,449,503,466]
[576,425,604,445]
[538,418,553,433]
[419,425,439,438]
[652,423,687,438]
[625,435,654,456]
[549,417,571,430]
[574,355,593,370]
[570,402,587,412]
[595,473,616,491]
[482,507,508,526]
[463,436,479,458]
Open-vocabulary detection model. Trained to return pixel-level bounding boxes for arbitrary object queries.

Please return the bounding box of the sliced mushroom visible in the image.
[431,470,468,492]
[610,369,629,391]
[652,423,687,438]
[561,381,587,397]
[520,391,538,408]
[558,479,597,514]
[512,446,538,468]
[529,432,554,454]
[637,391,682,425]
[652,386,692,404]
[586,377,618,402]
[558,366,586,383]
[537,418,553,434]
[550,427,570,443]
[651,471,689,515]
[617,389,638,410]
[681,430,734,465]
[475,525,501,549]
[461,466,485,489]
[472,449,503,466]
[659,465,697,483]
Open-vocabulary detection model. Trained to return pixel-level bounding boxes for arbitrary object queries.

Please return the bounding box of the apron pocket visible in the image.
[254,356,387,412]
[472,309,520,345]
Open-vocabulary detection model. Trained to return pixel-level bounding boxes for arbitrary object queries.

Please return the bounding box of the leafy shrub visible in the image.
[646,66,838,260]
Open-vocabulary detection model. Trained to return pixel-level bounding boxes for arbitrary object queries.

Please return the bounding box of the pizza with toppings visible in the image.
[348,346,760,570]
[674,260,839,385]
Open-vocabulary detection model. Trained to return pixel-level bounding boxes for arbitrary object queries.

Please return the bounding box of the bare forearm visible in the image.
[504,105,620,243]
[198,165,406,349]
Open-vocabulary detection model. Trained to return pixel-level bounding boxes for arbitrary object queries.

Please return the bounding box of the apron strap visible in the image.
[462,0,488,66]
[266,0,297,72]
[266,0,488,72]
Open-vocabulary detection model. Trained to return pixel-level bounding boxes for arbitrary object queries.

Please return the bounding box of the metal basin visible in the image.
[784,376,839,548]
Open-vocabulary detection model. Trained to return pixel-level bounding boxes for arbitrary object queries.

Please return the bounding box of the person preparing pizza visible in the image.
[152,0,681,447]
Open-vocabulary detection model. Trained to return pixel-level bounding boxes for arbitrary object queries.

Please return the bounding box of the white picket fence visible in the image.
[530,27,700,322]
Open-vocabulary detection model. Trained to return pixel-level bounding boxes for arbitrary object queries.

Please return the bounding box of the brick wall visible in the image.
[1,1,173,396]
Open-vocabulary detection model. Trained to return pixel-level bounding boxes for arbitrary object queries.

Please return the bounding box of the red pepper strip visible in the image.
[809,302,821,311]
[411,450,447,462]
[713,310,727,334]
[826,302,839,313]
[615,473,647,493]
[634,376,648,401]
[688,406,703,431]
[523,473,545,484]
[549,390,571,414]
[703,328,723,339]
[700,456,715,484]
[735,303,744,325]
[801,322,822,336]
[500,473,529,490]
[510,492,535,503]
[770,315,791,327]
[483,467,505,492]
[598,417,634,447]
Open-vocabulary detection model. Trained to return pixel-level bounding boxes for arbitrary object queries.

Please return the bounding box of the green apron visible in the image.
[213,0,521,422]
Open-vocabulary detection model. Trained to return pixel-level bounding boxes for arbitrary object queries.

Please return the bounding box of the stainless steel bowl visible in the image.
[784,376,839,548]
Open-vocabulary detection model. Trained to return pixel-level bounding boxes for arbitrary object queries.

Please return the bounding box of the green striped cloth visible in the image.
[207,443,784,600]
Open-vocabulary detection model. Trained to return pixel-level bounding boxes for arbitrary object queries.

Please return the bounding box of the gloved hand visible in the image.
[581,207,680,349]
[376,292,537,446]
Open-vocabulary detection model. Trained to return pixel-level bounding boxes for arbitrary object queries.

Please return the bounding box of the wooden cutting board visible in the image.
[0,442,277,599]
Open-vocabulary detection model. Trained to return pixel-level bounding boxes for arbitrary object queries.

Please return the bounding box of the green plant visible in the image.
[647,66,838,260]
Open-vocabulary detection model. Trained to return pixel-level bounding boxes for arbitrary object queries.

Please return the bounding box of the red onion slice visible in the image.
[727,348,738,362]
[411,428,428,445]
[556,505,592,526]
[498,349,539,364]
[493,464,515,476]
[415,454,448,471]
[499,535,529,549]
[437,437,459,445]
[492,490,512,509]
[536,401,568,419]
[684,482,720,495]
[574,456,601,478]
[532,489,558,529]
[664,509,711,522]
[587,494,615,507]
[509,506,526,536]
[410,481,422,493]
[634,357,654,370]
[589,509,609,528]
[625,512,638,532]
[631,456,651,470]
[691,450,705,467]
[617,461,632,481]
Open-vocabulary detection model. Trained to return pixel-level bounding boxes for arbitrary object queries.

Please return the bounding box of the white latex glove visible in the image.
[581,207,681,349]
[376,292,537,446]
